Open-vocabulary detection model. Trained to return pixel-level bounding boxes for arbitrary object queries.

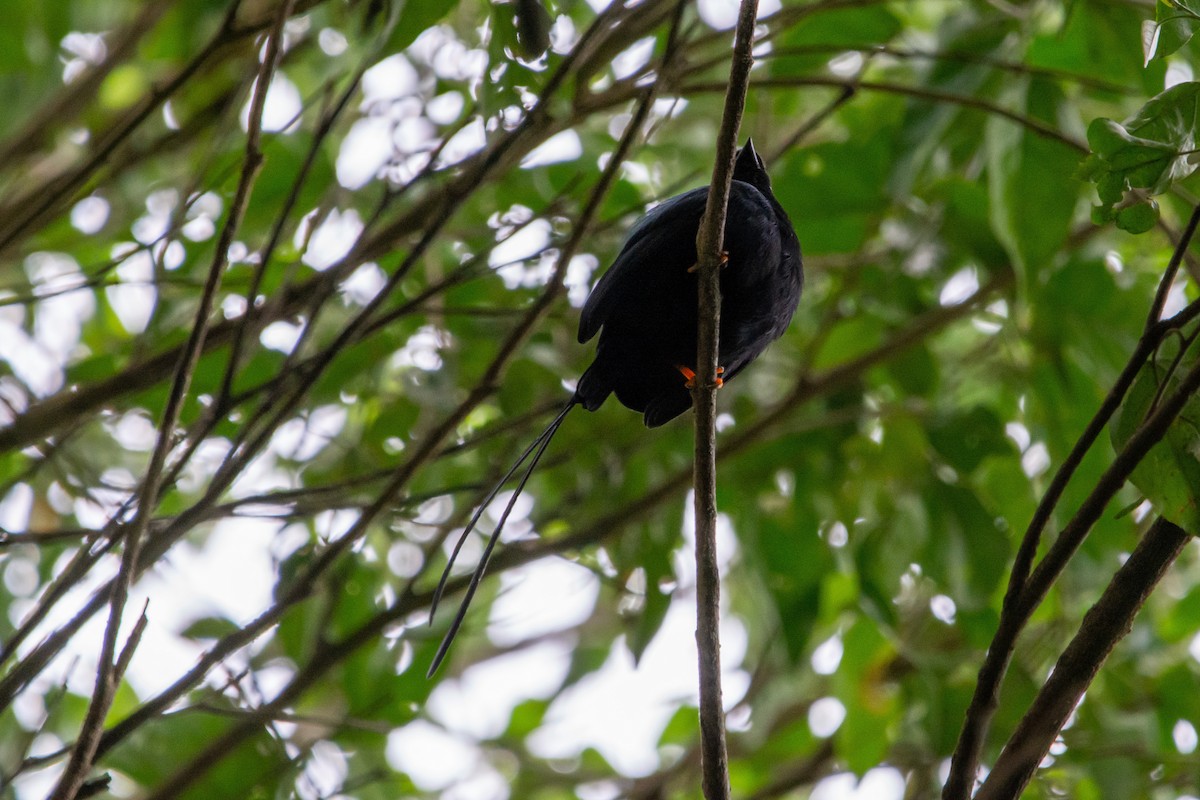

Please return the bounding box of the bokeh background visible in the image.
[2,0,1200,798]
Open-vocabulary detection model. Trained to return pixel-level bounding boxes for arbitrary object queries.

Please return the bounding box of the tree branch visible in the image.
[47,5,289,794]
[943,205,1200,799]
[682,76,1086,151]
[0,2,175,166]
[0,0,637,458]
[0,0,655,715]
[974,518,1190,800]
[20,272,996,783]
[693,2,759,798]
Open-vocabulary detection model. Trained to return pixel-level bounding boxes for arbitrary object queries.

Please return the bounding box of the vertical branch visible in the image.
[47,4,292,797]
[693,3,759,800]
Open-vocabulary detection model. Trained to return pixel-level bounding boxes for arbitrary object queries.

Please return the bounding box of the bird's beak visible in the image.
[743,137,764,170]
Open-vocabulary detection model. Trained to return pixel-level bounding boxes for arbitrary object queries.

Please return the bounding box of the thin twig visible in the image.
[692,1,759,798]
[0,2,176,165]
[769,84,857,158]
[217,71,364,407]
[0,0,638,709]
[1017,352,1200,612]
[745,43,1136,95]
[1148,204,1200,328]
[47,5,290,796]
[425,0,692,677]
[0,2,248,254]
[57,271,995,781]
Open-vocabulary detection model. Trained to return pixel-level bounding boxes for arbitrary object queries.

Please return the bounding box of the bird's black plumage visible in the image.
[576,139,802,426]
[427,140,802,675]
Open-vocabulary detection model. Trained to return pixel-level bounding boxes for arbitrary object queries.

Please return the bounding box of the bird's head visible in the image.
[733,138,772,194]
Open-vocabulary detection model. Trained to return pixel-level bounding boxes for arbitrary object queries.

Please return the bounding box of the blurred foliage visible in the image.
[0,0,1199,798]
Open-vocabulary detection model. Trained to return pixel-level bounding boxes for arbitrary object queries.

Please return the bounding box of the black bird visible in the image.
[427,139,802,675]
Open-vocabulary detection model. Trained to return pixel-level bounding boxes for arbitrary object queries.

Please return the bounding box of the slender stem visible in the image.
[692,2,759,799]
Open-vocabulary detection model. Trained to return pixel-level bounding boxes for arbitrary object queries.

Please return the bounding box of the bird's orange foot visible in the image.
[687,251,730,273]
[676,365,724,389]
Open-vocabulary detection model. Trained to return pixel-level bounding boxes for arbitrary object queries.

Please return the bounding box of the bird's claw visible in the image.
[687,251,730,273]
[676,365,724,389]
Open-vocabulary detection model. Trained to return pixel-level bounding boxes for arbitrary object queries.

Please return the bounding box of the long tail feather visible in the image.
[426,400,576,676]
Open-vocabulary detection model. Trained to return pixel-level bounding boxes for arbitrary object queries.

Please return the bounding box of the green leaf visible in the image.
[1111,355,1200,532]
[770,4,902,75]
[936,178,1011,271]
[1029,1,1161,92]
[180,616,240,641]
[928,483,1012,606]
[504,698,549,739]
[620,508,682,662]
[389,0,462,51]
[890,19,1015,198]
[1085,82,1200,231]
[658,706,699,747]
[1143,0,1200,64]
[1115,198,1159,233]
[104,711,283,798]
[985,77,1079,283]
[776,128,893,255]
[811,315,885,371]
[560,641,610,690]
[338,639,428,725]
[885,344,939,397]
[1155,582,1200,641]
[626,575,671,664]
[99,64,148,110]
[928,406,1014,474]
[833,619,897,775]
[748,505,834,663]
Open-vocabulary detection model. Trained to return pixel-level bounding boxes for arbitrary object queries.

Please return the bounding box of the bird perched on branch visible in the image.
[428,139,802,675]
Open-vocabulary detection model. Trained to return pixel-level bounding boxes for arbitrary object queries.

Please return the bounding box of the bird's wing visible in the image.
[577,187,708,343]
